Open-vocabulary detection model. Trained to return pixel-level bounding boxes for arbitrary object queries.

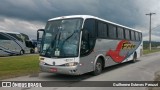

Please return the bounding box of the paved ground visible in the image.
[1,52,160,90]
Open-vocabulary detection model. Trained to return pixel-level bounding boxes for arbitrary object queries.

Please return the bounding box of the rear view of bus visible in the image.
[37,15,143,75]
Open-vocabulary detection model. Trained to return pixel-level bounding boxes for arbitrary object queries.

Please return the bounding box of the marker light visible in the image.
[65,62,78,66]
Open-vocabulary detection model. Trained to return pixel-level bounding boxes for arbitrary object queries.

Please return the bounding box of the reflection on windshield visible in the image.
[40,18,82,58]
[7,33,23,42]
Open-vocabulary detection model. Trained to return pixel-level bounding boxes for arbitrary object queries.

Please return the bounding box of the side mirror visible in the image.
[37,29,45,41]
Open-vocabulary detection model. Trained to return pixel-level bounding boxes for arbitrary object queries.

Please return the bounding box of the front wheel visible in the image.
[132,53,137,63]
[92,59,102,75]
[20,50,24,55]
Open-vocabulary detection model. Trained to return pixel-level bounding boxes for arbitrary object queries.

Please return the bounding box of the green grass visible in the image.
[0,54,39,80]
[143,49,160,55]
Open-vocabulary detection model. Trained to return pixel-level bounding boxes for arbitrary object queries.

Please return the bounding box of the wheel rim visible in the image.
[96,62,102,73]
[20,50,23,55]
[133,54,137,62]
[133,57,136,62]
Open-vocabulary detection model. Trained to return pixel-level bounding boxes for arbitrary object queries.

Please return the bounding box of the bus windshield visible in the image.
[40,18,82,58]
[7,33,23,42]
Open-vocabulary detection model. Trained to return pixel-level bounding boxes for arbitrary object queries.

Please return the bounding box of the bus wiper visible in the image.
[51,33,58,48]
[63,30,77,43]
[57,32,61,45]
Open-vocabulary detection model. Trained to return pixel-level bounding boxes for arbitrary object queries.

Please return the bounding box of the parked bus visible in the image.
[0,30,35,56]
[6,32,35,54]
[37,15,143,75]
[0,31,24,56]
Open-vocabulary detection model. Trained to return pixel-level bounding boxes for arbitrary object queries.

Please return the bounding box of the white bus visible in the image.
[6,32,36,54]
[0,30,35,56]
[37,15,143,75]
[0,31,24,56]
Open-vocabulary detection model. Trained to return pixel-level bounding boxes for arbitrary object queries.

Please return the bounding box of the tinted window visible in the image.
[108,24,117,39]
[139,33,142,41]
[7,33,23,42]
[98,22,107,38]
[135,32,139,41]
[81,19,96,56]
[131,31,135,41]
[84,19,96,38]
[117,27,124,39]
[125,29,130,40]
[0,33,11,40]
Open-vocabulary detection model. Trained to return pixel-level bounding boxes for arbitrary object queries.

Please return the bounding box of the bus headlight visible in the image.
[39,57,44,61]
[65,62,78,66]
[39,57,45,64]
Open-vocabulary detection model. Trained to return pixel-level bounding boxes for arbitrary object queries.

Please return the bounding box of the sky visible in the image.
[0,0,160,41]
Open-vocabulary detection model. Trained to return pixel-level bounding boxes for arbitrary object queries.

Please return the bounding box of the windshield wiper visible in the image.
[57,32,61,45]
[62,30,77,43]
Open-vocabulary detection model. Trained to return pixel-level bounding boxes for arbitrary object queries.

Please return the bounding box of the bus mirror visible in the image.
[37,29,45,41]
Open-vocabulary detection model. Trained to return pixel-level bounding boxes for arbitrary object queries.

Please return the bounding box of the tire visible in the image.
[30,49,34,53]
[92,58,103,75]
[132,53,137,63]
[20,50,24,55]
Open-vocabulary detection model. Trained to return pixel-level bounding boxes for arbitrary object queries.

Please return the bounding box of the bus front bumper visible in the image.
[39,64,80,75]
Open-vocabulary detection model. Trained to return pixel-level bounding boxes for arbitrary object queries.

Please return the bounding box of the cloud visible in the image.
[0,0,145,26]
[143,34,160,41]
[0,0,160,41]
[0,17,45,39]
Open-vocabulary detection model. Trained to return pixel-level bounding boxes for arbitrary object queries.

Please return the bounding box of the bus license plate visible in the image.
[50,68,57,72]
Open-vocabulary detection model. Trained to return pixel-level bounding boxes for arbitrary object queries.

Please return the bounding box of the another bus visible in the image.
[0,30,35,56]
[0,31,24,56]
[37,15,143,75]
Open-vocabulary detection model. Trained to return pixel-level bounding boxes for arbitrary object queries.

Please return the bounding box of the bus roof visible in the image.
[48,15,141,32]
[0,30,21,34]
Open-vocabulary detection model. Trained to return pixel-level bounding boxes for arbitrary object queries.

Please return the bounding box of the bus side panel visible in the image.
[78,39,142,74]
[94,39,118,66]
[0,40,22,55]
[78,39,118,74]
[79,52,96,74]
[93,39,141,68]
[0,49,10,56]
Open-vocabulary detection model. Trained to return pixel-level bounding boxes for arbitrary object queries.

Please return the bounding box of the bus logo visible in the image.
[106,40,136,63]
[122,41,136,49]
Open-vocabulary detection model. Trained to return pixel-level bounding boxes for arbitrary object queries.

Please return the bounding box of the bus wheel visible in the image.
[20,50,24,55]
[132,52,137,63]
[92,59,102,75]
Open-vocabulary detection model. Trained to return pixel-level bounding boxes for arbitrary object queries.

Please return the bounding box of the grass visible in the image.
[0,54,39,80]
[143,49,160,55]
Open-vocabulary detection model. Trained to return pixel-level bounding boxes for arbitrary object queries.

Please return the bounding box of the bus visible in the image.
[0,30,35,56]
[37,15,143,75]
[0,31,24,56]
[6,32,36,54]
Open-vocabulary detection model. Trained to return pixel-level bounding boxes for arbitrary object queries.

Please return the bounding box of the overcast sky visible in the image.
[0,0,160,41]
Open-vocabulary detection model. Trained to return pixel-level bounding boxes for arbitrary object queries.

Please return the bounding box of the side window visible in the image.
[81,19,96,56]
[108,24,117,39]
[125,29,130,40]
[131,31,135,41]
[98,22,107,38]
[0,33,10,40]
[139,33,142,41]
[83,19,96,38]
[117,27,124,39]
[135,32,139,41]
